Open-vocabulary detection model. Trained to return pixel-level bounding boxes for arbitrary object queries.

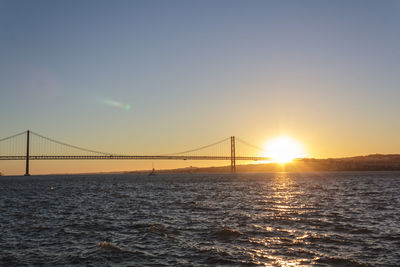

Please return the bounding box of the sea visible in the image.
[1,172,399,266]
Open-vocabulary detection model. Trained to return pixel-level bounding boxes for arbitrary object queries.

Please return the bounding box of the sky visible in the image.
[1,0,400,174]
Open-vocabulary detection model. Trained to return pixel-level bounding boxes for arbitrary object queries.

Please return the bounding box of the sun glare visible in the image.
[263,136,306,163]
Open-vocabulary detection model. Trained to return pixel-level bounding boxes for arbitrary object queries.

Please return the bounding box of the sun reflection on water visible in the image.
[242,173,319,266]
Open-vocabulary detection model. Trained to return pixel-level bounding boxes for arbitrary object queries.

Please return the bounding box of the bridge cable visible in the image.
[0,131,27,143]
[29,131,114,156]
[163,137,230,156]
[236,137,267,153]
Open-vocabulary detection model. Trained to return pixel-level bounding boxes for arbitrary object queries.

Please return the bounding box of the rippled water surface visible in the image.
[1,172,400,266]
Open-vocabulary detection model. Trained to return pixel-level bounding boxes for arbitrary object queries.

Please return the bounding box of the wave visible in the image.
[97,241,122,252]
[316,256,370,266]
[214,227,243,239]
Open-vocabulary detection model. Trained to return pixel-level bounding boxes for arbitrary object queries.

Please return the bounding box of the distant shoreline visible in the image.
[2,154,400,176]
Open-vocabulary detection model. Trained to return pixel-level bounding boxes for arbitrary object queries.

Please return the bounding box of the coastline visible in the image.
[2,154,400,176]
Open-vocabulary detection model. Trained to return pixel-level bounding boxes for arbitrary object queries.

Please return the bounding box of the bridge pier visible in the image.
[231,136,236,173]
[24,130,30,176]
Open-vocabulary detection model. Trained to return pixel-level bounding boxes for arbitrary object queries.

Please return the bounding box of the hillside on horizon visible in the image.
[143,154,400,174]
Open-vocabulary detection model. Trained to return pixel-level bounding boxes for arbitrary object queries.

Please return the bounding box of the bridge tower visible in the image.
[24,130,30,176]
[231,136,236,173]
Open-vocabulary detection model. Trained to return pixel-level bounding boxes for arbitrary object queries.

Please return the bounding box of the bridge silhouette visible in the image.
[0,130,270,175]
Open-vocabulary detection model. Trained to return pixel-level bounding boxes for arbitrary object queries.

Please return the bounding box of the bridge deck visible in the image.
[0,155,270,161]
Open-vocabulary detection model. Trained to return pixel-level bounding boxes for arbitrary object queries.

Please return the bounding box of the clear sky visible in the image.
[1,0,400,174]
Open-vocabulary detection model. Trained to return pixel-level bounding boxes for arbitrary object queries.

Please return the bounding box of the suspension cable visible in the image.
[30,131,113,155]
[236,137,266,152]
[1,131,267,157]
[0,131,27,142]
[164,137,230,156]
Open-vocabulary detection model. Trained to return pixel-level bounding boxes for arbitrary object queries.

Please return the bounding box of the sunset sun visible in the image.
[263,136,306,163]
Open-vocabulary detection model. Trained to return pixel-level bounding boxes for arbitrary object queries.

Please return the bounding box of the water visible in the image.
[1,172,400,266]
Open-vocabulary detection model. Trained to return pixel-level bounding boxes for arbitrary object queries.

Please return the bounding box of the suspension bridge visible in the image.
[0,130,270,175]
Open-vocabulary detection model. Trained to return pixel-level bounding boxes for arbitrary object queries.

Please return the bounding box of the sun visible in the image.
[263,136,306,163]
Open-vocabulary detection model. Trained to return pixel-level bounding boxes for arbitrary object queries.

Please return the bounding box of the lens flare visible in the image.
[99,98,131,111]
